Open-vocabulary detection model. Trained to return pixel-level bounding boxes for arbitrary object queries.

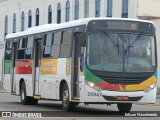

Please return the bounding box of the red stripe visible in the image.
[97,81,126,91]
[16,60,32,74]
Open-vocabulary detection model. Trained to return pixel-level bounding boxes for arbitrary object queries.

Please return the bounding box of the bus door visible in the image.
[33,38,42,95]
[71,33,81,100]
[11,42,18,94]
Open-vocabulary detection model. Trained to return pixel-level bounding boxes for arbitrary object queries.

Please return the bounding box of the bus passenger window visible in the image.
[19,38,26,49]
[4,41,12,60]
[25,37,33,59]
[5,50,11,60]
[27,37,33,48]
[25,49,32,59]
[44,34,52,46]
[54,32,61,45]
[6,40,12,49]
[62,31,72,44]
[51,32,61,58]
[60,30,72,57]
[17,38,26,59]
[60,44,71,57]
[17,50,25,59]
[42,33,53,58]
[43,46,51,58]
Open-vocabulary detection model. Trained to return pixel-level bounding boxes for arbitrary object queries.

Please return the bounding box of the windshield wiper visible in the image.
[102,31,118,46]
[124,33,144,65]
[130,32,144,47]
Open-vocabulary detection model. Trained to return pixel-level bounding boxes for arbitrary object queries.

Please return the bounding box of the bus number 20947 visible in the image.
[87,92,102,96]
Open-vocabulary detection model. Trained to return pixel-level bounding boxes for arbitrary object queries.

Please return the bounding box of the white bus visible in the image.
[3,18,157,112]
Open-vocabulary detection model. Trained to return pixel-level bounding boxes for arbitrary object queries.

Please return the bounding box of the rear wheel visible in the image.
[62,83,75,111]
[117,103,132,112]
[20,81,30,105]
[20,81,38,105]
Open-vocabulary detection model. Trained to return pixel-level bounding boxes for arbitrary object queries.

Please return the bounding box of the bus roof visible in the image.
[6,17,155,39]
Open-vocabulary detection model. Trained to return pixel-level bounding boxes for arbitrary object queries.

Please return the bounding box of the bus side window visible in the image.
[17,38,27,59]
[42,33,53,58]
[25,37,33,59]
[4,40,12,60]
[60,30,72,58]
[51,32,61,58]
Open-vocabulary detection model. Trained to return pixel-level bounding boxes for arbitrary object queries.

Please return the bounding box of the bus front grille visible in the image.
[102,95,143,101]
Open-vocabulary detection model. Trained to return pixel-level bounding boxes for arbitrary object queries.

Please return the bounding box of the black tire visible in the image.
[62,83,75,111]
[117,103,132,112]
[20,81,30,105]
[20,81,38,105]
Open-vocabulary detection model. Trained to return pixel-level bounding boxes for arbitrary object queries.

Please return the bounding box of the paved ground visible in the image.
[0,85,160,120]
[0,85,6,93]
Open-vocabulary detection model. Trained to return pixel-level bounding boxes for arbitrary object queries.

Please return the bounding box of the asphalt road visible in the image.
[0,85,160,120]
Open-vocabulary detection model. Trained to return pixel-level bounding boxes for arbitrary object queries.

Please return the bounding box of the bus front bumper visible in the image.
[84,85,157,104]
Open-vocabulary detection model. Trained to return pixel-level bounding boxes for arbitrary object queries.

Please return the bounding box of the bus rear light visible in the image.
[144,83,156,93]
[85,81,102,92]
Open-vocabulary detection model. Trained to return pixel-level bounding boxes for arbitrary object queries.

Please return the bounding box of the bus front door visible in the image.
[33,39,42,95]
[11,42,18,94]
[71,34,80,100]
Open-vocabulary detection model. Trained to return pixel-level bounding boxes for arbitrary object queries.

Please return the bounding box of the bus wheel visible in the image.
[20,81,30,105]
[62,83,75,111]
[117,103,132,112]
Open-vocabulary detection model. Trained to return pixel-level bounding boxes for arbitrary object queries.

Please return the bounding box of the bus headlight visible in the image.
[85,81,103,92]
[88,82,95,88]
[144,83,156,93]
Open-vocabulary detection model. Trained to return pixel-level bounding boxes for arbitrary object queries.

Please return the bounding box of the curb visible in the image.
[0,90,6,93]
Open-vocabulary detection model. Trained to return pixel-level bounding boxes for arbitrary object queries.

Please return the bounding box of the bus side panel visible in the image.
[3,60,11,93]
[3,74,11,93]
[84,84,100,102]
[40,58,65,99]
[40,75,57,99]
[15,74,33,96]
[79,75,85,102]
[15,60,33,97]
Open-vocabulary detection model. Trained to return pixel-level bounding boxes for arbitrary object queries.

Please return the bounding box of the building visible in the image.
[0,0,160,94]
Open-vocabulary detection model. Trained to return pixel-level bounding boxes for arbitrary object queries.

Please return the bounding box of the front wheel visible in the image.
[117,103,132,112]
[62,83,75,111]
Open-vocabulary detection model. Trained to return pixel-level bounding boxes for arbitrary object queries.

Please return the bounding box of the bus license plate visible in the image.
[116,96,129,100]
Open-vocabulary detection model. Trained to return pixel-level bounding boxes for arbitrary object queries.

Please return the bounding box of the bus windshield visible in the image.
[87,31,156,72]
